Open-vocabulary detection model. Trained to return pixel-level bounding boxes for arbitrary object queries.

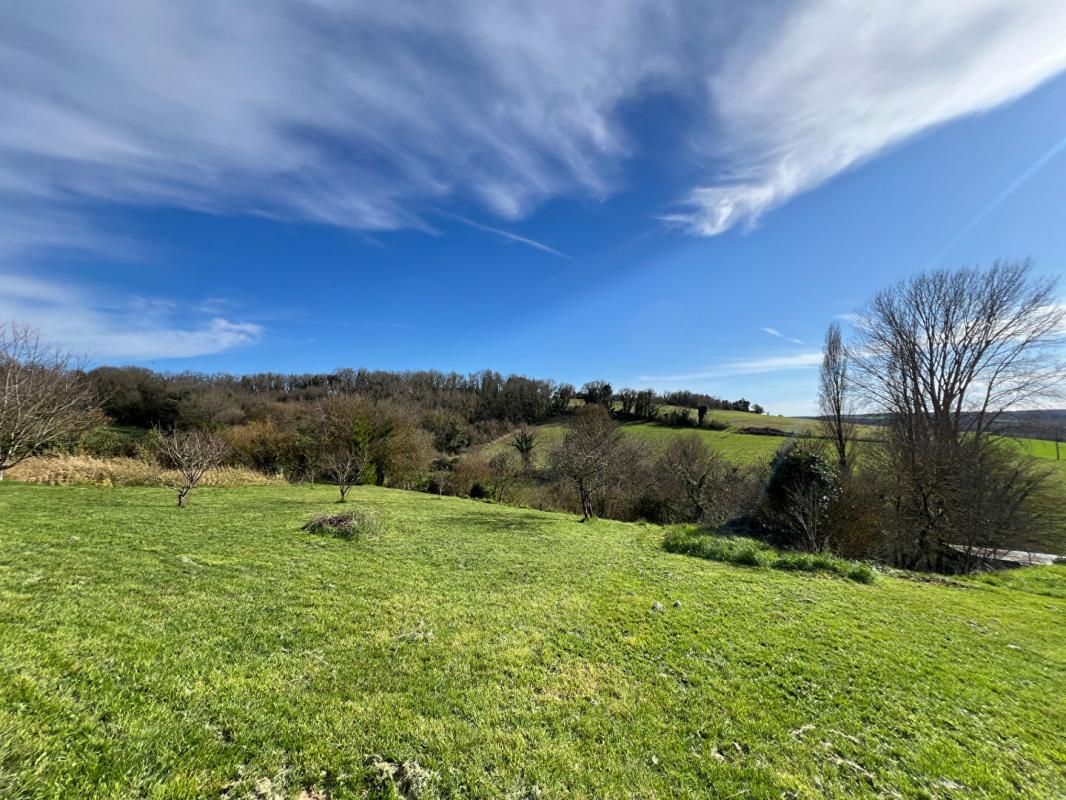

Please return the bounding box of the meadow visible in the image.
[1,482,1063,798]
[479,416,789,468]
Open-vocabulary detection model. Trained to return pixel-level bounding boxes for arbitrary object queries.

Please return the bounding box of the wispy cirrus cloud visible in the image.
[2,0,1065,262]
[668,0,1066,234]
[0,273,261,360]
[760,327,803,345]
[640,351,823,382]
[0,0,683,257]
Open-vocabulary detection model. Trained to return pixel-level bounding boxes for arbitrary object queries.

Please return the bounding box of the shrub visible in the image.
[302,510,383,540]
[78,425,145,458]
[760,443,840,552]
[659,408,695,427]
[451,455,492,498]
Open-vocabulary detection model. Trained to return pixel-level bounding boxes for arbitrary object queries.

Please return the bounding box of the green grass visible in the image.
[996,435,1065,461]
[663,527,877,583]
[618,422,786,465]
[481,420,786,468]
[1,483,1064,798]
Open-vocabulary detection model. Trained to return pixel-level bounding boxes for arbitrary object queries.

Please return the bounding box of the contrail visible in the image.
[928,131,1066,267]
[436,211,574,260]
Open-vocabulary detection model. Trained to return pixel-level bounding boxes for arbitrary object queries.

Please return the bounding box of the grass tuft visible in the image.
[663,526,877,583]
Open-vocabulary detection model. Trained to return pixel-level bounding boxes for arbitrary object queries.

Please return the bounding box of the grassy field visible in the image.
[481,420,787,468]
[1,483,1064,798]
[651,407,818,434]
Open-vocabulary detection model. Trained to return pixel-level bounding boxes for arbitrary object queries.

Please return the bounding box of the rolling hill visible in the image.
[0,482,1063,798]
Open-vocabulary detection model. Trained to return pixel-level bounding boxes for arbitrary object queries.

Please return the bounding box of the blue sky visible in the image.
[3,2,1066,414]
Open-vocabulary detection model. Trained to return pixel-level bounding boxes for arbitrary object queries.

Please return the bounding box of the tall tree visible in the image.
[818,322,856,471]
[851,261,1064,568]
[0,323,99,480]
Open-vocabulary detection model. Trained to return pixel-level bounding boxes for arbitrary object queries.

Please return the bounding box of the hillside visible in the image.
[1,483,1063,798]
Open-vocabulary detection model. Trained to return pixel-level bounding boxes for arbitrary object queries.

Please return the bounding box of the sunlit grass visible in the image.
[1,482,1063,798]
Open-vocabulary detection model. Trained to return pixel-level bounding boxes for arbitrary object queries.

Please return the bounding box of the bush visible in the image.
[760,443,840,552]
[658,408,695,427]
[450,455,493,498]
[664,525,876,583]
[78,426,146,458]
[302,510,383,540]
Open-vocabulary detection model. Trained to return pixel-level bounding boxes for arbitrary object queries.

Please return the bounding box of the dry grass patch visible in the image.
[7,454,281,488]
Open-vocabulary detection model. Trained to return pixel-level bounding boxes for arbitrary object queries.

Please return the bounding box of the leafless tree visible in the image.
[313,396,377,501]
[154,428,230,507]
[818,322,856,471]
[851,260,1064,569]
[510,425,539,471]
[656,434,725,523]
[550,406,640,520]
[0,323,99,480]
[488,450,522,503]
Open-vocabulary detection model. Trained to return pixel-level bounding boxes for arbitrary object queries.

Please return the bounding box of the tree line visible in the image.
[2,259,1062,573]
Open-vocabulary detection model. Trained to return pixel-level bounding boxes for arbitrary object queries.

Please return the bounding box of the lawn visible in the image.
[1,483,1064,798]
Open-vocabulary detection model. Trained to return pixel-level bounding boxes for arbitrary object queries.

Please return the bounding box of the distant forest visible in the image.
[86,365,762,436]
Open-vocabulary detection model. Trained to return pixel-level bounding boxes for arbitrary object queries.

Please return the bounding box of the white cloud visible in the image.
[760,327,803,345]
[670,0,1066,234]
[640,351,823,382]
[0,273,261,360]
[2,0,1065,257]
[0,1,685,255]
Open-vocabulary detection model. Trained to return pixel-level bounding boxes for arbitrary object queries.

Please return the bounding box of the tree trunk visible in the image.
[177,488,189,507]
[579,484,594,521]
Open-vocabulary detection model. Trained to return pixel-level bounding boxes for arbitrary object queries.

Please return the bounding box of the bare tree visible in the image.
[656,434,724,523]
[0,323,99,480]
[550,406,639,520]
[818,322,856,471]
[853,261,1063,442]
[154,428,230,507]
[488,450,522,503]
[851,261,1065,569]
[510,425,539,471]
[313,396,377,501]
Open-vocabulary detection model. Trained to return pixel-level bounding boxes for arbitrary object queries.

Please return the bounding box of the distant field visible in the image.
[1,483,1064,798]
[1002,435,1064,461]
[618,422,787,465]
[655,406,818,434]
[481,419,788,468]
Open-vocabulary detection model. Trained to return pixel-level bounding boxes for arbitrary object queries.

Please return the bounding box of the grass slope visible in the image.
[1,484,1064,798]
[481,421,786,469]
